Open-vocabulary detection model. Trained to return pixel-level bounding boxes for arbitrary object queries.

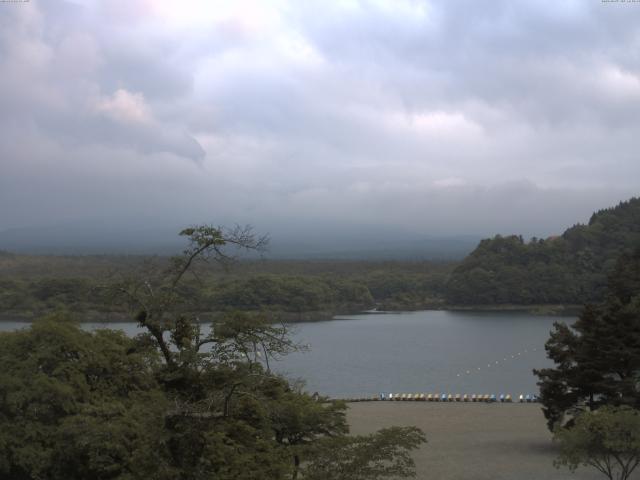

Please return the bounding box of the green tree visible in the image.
[554,406,640,480]
[302,426,426,480]
[115,224,426,479]
[0,315,172,480]
[535,248,640,430]
[1,225,427,479]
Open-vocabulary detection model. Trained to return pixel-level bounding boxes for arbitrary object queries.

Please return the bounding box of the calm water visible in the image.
[277,311,568,397]
[0,311,569,398]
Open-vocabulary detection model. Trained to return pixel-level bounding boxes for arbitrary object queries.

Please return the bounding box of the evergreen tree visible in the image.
[535,248,640,430]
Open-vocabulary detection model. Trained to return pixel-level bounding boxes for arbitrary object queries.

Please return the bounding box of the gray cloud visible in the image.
[0,0,638,250]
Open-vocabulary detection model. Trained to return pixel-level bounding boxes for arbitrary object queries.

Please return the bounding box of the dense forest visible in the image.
[446,197,640,305]
[0,227,426,480]
[1,197,639,319]
[0,255,453,321]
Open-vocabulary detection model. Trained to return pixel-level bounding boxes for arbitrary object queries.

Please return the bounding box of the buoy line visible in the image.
[454,346,540,378]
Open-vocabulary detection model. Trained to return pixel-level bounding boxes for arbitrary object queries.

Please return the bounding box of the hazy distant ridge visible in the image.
[0,223,478,260]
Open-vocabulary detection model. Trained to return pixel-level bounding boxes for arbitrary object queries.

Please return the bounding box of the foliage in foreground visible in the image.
[554,406,640,480]
[0,317,170,479]
[535,248,640,430]
[0,225,426,480]
[303,426,425,480]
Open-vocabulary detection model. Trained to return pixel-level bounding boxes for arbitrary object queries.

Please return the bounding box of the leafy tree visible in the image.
[302,426,426,480]
[0,315,172,480]
[535,248,640,430]
[554,406,640,480]
[1,225,427,479]
[115,225,426,478]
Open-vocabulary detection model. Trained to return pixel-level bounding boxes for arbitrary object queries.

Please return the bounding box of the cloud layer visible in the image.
[1,0,639,245]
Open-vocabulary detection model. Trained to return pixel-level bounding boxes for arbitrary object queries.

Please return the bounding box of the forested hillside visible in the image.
[0,256,453,321]
[2,197,638,318]
[446,197,640,305]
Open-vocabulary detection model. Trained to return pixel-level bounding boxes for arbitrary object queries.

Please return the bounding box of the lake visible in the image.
[0,310,568,398]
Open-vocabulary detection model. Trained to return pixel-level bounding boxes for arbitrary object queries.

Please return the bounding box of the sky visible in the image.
[1,0,639,251]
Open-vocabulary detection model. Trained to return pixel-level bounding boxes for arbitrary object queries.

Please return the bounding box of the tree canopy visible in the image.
[535,248,640,430]
[0,225,426,480]
[0,314,169,480]
[447,197,640,305]
[554,406,640,480]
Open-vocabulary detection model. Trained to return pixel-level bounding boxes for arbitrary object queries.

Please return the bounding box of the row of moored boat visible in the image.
[341,393,540,402]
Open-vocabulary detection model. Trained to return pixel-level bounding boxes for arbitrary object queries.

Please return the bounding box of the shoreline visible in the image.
[0,304,581,323]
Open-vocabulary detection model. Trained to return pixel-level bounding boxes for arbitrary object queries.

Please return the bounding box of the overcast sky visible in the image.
[1,0,639,245]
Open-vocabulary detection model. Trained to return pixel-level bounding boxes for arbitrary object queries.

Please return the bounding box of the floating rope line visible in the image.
[454,346,541,377]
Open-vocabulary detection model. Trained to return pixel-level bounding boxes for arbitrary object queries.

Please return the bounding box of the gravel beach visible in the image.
[347,402,611,480]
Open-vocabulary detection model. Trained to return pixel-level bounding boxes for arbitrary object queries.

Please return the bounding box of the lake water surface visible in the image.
[0,310,569,398]
[276,311,567,397]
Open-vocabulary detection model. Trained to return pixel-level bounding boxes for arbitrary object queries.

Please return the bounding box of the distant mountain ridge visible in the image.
[0,223,478,260]
[446,197,640,305]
